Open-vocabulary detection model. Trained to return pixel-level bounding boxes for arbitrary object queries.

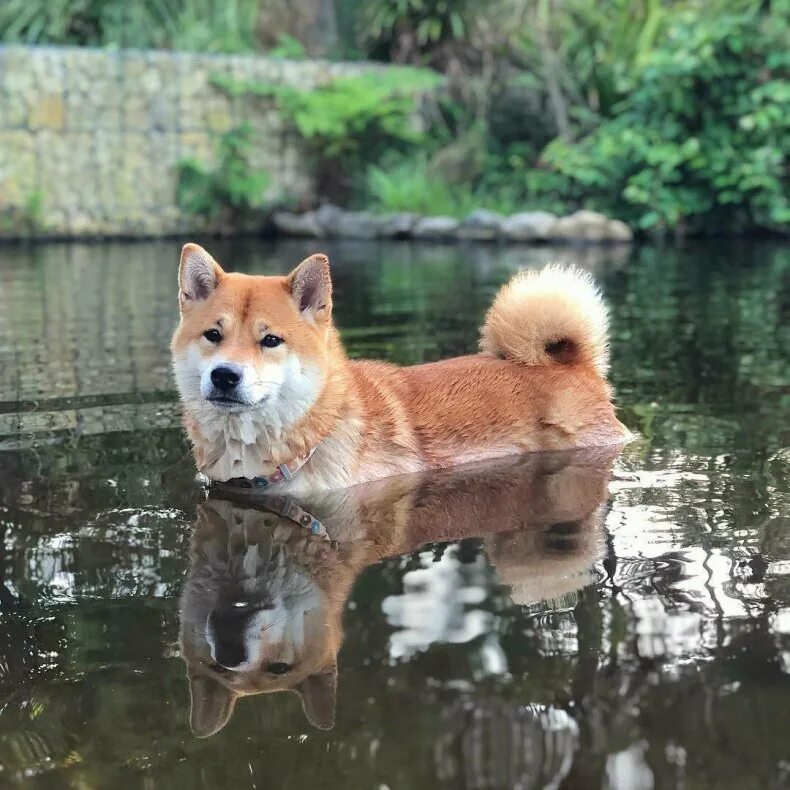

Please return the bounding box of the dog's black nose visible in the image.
[209,609,248,669]
[210,365,241,392]
[214,641,246,670]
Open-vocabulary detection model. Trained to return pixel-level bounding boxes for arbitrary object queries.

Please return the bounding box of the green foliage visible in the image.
[176,124,270,221]
[535,6,789,233]
[0,0,261,52]
[355,0,789,235]
[3,0,786,235]
[268,34,308,60]
[359,0,475,60]
[213,68,440,200]
[525,0,674,122]
[366,156,470,216]
[366,155,524,218]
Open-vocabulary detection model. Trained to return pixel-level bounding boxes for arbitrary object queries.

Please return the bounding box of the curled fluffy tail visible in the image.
[480,265,609,375]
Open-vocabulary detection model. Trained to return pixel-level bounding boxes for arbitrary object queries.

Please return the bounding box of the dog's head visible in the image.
[179,499,342,737]
[170,243,338,426]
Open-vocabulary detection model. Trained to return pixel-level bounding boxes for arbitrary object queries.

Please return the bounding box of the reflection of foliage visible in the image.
[176,124,270,222]
[605,241,790,452]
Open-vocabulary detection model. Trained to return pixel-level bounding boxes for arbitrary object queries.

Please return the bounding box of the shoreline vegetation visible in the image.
[1,0,787,240]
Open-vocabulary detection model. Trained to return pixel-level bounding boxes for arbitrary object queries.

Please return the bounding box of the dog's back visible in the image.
[347,266,627,476]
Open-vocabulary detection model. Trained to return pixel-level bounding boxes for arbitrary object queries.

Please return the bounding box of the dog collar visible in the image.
[248,446,317,488]
[217,447,328,537]
[210,488,328,539]
[259,494,329,539]
[210,486,330,540]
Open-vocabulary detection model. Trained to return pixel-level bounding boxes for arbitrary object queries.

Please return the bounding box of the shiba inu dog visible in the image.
[171,244,628,493]
[179,447,617,737]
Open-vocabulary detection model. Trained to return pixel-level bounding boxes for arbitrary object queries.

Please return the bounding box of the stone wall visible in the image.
[0,46,389,238]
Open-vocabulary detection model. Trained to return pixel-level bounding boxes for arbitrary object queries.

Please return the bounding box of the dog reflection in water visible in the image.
[179,447,619,737]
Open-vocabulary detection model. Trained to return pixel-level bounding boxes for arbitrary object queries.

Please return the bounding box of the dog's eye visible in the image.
[266,662,292,675]
[261,334,283,349]
[203,329,222,343]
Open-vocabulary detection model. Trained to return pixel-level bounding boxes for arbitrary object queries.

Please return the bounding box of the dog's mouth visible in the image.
[205,393,269,409]
[207,395,246,407]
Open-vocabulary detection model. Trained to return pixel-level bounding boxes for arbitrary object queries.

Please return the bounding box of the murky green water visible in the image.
[0,239,788,789]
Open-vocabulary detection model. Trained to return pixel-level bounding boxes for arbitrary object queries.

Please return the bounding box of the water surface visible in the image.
[0,239,788,789]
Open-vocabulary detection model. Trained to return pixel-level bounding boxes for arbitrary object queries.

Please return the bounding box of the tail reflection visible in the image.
[179,448,618,737]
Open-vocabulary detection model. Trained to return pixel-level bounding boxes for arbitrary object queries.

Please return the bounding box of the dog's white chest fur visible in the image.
[185,405,355,492]
[193,409,283,481]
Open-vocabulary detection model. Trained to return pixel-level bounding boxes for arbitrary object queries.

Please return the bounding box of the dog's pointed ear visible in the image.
[287,254,332,320]
[179,243,224,308]
[188,674,236,738]
[295,665,337,730]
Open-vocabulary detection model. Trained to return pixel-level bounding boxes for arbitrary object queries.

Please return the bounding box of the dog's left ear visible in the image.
[295,664,337,730]
[287,254,332,320]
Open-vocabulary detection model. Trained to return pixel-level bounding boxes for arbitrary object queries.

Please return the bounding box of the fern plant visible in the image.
[177,124,270,222]
[212,68,440,200]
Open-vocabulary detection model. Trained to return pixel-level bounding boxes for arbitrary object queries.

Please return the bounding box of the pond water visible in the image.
[0,238,788,789]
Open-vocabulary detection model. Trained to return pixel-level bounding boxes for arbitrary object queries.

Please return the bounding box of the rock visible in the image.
[313,203,344,236]
[333,210,384,239]
[606,218,634,242]
[28,93,65,130]
[412,216,460,240]
[501,211,557,241]
[547,210,631,242]
[457,209,504,241]
[378,212,419,238]
[272,210,323,237]
[548,210,610,241]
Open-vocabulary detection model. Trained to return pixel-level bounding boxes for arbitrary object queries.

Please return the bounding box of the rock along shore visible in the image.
[271,207,633,243]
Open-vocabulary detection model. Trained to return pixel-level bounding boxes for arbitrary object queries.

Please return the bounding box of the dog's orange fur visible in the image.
[171,244,629,491]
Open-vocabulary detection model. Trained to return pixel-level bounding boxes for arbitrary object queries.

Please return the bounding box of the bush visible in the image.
[366,156,471,216]
[366,155,526,218]
[534,6,790,233]
[354,0,788,235]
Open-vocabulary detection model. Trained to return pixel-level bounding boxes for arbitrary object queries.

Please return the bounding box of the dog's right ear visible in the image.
[179,243,224,308]
[188,674,236,738]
